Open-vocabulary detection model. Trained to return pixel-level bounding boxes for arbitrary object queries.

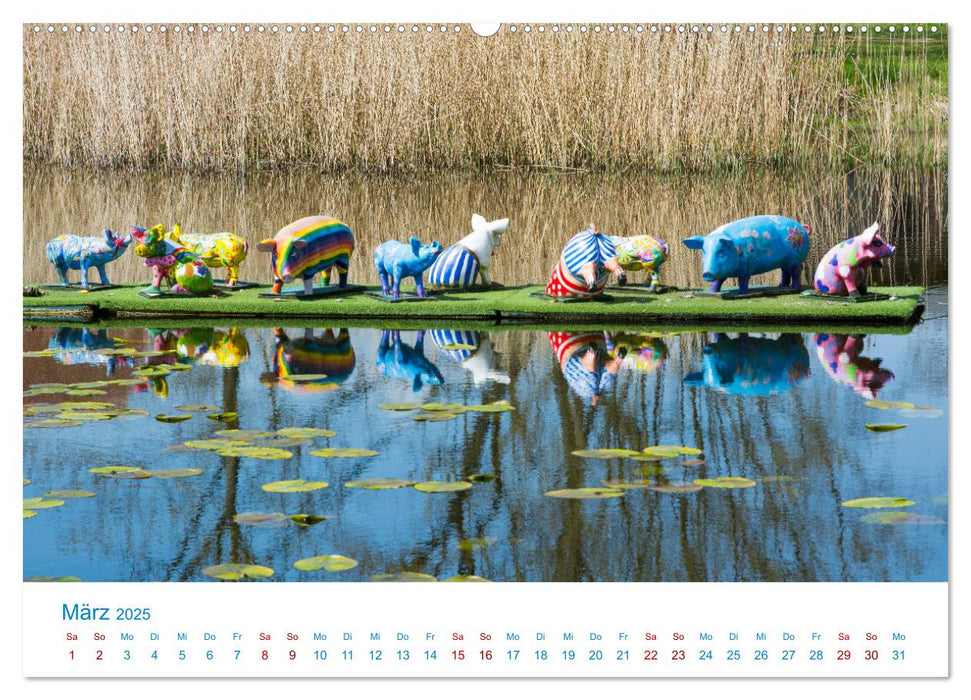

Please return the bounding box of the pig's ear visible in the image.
[491,218,509,234]
[410,237,422,255]
[861,221,880,244]
[291,239,309,249]
[256,239,276,252]
[471,214,486,230]
[683,236,704,250]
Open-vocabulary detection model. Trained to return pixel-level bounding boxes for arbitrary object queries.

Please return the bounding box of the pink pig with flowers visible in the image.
[813,222,896,297]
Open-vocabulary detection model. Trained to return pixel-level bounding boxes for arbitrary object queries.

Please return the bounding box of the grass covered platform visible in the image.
[23,283,925,328]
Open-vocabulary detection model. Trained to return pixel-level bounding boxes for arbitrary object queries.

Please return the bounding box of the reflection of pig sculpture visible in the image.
[813,333,894,399]
[548,331,625,406]
[546,224,626,298]
[374,238,443,298]
[429,329,510,385]
[130,225,214,294]
[46,229,132,288]
[168,224,249,287]
[48,327,134,375]
[813,222,896,297]
[611,235,669,291]
[376,330,444,392]
[427,214,509,287]
[613,333,669,374]
[683,215,811,294]
[684,333,810,396]
[257,216,355,295]
[261,328,356,391]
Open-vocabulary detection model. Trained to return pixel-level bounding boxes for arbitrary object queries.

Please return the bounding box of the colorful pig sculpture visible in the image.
[684,333,810,396]
[130,225,214,294]
[168,224,249,286]
[611,234,669,290]
[376,330,444,392]
[548,331,625,406]
[257,216,355,295]
[261,328,356,391]
[546,224,626,298]
[683,215,812,294]
[427,214,510,287]
[813,333,894,399]
[374,238,444,298]
[45,229,132,288]
[813,222,895,297]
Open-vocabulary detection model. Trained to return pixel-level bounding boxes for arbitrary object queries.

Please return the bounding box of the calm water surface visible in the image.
[23,289,948,583]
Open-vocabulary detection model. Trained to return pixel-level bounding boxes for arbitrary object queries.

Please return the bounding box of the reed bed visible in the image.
[23,25,947,172]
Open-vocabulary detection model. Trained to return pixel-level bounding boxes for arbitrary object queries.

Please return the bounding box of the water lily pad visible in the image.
[420,402,466,412]
[655,445,704,456]
[24,388,68,396]
[544,487,625,499]
[371,572,437,582]
[207,412,238,422]
[165,444,209,453]
[55,411,115,421]
[601,479,654,489]
[135,367,171,377]
[293,555,358,572]
[233,512,289,527]
[457,537,497,551]
[89,466,153,479]
[694,477,756,489]
[23,510,36,518]
[254,437,310,448]
[115,409,150,418]
[441,343,477,351]
[865,424,907,432]
[642,446,685,458]
[647,483,704,494]
[23,478,30,486]
[289,514,330,526]
[24,576,82,582]
[859,511,944,525]
[64,389,108,396]
[29,383,69,390]
[898,407,944,419]
[202,563,274,581]
[25,419,82,428]
[679,459,706,466]
[414,481,473,493]
[43,490,95,499]
[56,401,116,410]
[155,414,193,423]
[104,378,150,387]
[184,439,250,450]
[311,447,379,458]
[466,402,516,413]
[412,412,459,422]
[842,496,916,509]
[444,575,490,582]
[571,448,642,459]
[217,446,293,460]
[131,350,167,358]
[262,479,328,493]
[864,399,916,410]
[215,429,276,440]
[276,427,337,438]
[24,497,65,509]
[468,473,497,483]
[176,404,221,412]
[95,347,139,356]
[345,478,416,490]
[286,374,330,382]
[24,405,61,415]
[152,468,203,478]
[377,403,421,411]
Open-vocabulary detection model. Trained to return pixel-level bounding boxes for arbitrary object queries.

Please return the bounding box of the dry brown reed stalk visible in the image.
[22,26,946,172]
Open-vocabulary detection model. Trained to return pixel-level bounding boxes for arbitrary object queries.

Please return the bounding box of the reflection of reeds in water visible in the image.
[23,27,945,171]
[23,167,947,288]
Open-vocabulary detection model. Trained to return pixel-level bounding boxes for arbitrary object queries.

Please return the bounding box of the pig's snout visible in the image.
[702,271,715,282]
[282,274,295,284]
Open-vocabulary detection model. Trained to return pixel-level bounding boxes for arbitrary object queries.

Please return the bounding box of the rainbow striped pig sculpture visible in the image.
[167,224,249,286]
[130,225,214,294]
[257,216,355,295]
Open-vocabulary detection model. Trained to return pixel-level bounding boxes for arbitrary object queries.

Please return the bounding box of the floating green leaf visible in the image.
[345,478,415,490]
[414,481,472,493]
[420,402,466,412]
[95,347,139,356]
[23,510,36,519]
[233,512,289,527]
[443,575,491,582]
[412,412,459,422]
[468,473,497,483]
[24,497,65,510]
[115,409,150,418]
[293,555,358,572]
[865,424,907,432]
[56,401,116,410]
[311,447,379,458]
[155,414,192,423]
[64,389,108,396]
[25,419,82,428]
[135,367,171,377]
[165,444,208,453]
[68,381,111,389]
[842,496,916,509]
[89,466,153,479]
[544,487,625,499]
[207,412,238,422]
[679,459,706,467]
[571,448,642,459]
[254,437,310,448]
[216,446,293,460]
[440,343,477,351]
[131,350,167,358]
[24,349,69,358]
[377,403,421,411]
[215,429,276,440]
[262,479,328,493]
[898,407,944,419]
[276,427,337,438]
[694,477,756,489]
[104,378,149,387]
[371,572,437,582]
[286,373,330,382]
[601,479,654,489]
[183,439,250,450]
[43,490,95,499]
[176,404,221,412]
[642,446,685,458]
[647,483,704,494]
[24,576,82,582]
[152,468,203,478]
[466,401,516,413]
[864,399,916,410]
[23,478,30,486]
[29,383,69,390]
[55,411,115,421]
[457,537,497,551]
[859,511,944,525]
[289,514,330,526]
[202,563,274,581]
[24,405,60,415]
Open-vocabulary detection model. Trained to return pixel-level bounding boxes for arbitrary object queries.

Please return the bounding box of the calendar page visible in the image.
[15,0,957,694]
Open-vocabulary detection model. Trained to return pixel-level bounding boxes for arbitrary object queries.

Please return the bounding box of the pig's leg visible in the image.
[708,278,724,293]
[54,262,69,286]
[789,265,802,289]
[578,261,598,291]
[392,269,402,299]
[79,260,90,288]
[479,266,491,285]
[303,276,315,296]
[338,269,348,288]
[227,264,238,287]
[737,276,750,294]
[604,258,626,285]
[97,264,110,285]
[650,267,661,292]
[415,275,427,298]
[377,269,390,296]
[840,265,860,297]
[780,268,791,287]
[857,269,868,295]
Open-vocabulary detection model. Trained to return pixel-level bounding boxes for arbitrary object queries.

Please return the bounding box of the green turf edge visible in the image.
[23,283,923,326]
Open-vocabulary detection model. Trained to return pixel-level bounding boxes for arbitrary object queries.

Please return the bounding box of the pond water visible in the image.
[23,287,947,583]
